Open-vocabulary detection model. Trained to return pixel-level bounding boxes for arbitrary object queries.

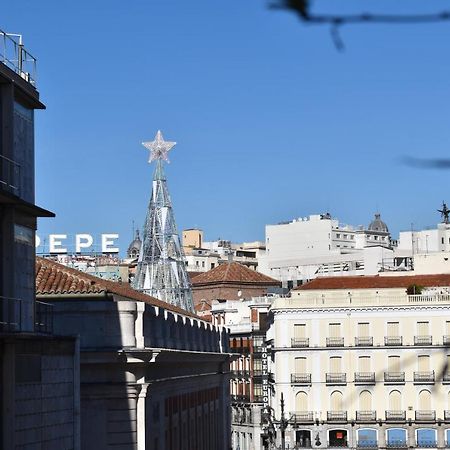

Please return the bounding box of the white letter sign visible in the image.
[49,234,67,253]
[102,234,119,253]
[76,234,94,253]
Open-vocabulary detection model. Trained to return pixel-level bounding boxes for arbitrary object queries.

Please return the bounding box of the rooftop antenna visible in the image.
[438,201,450,224]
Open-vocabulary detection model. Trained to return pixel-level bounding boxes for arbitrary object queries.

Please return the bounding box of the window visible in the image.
[343,234,348,239]
[330,391,343,411]
[418,390,431,410]
[416,429,436,447]
[388,356,401,372]
[329,430,347,447]
[295,357,307,373]
[357,429,377,447]
[359,356,371,372]
[201,261,205,268]
[359,391,372,410]
[417,322,429,336]
[418,355,430,372]
[387,322,400,337]
[336,233,341,238]
[295,391,308,412]
[330,356,342,373]
[358,322,370,337]
[389,390,402,410]
[329,323,341,338]
[386,428,407,446]
[296,430,311,448]
[210,263,215,269]
[294,324,306,338]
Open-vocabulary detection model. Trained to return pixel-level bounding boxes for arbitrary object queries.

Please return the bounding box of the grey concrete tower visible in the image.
[132,130,194,312]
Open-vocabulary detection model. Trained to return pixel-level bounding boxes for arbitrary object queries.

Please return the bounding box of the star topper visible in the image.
[142,130,176,163]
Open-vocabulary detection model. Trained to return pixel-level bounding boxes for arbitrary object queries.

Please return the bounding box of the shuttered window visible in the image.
[446,321,450,335]
[387,322,399,337]
[358,323,370,337]
[294,324,306,338]
[329,323,341,338]
[418,390,431,410]
[330,391,343,411]
[359,356,371,372]
[296,392,308,412]
[330,356,342,372]
[359,390,372,410]
[389,390,402,410]
[388,356,401,372]
[418,355,430,371]
[295,357,307,373]
[417,321,429,336]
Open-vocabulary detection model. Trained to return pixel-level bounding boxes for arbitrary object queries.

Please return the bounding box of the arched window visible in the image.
[331,391,343,411]
[359,390,372,411]
[416,428,436,447]
[357,429,377,447]
[386,428,407,446]
[418,390,432,411]
[295,391,308,412]
[389,390,402,411]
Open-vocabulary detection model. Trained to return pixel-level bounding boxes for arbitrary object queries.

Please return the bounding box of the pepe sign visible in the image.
[35,233,120,254]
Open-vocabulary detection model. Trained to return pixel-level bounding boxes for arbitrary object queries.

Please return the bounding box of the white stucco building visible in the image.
[260,213,392,287]
[268,273,450,449]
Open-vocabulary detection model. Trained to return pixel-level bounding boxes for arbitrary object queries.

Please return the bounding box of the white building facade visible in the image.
[268,274,450,449]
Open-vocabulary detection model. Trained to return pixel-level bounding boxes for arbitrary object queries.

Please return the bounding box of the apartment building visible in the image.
[269,274,450,449]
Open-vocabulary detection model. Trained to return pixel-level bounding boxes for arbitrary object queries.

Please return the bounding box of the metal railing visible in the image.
[328,440,348,447]
[291,373,312,384]
[231,394,250,402]
[326,337,344,347]
[384,372,405,383]
[415,410,436,422]
[445,410,450,421]
[327,411,347,422]
[386,440,408,448]
[444,335,450,346]
[0,154,21,195]
[385,410,406,421]
[356,411,377,422]
[326,373,347,384]
[385,336,402,346]
[416,440,437,448]
[0,30,37,86]
[290,411,314,423]
[291,337,309,347]
[356,440,378,449]
[355,372,376,384]
[0,295,21,331]
[355,337,373,347]
[413,371,435,383]
[443,374,450,383]
[414,335,433,345]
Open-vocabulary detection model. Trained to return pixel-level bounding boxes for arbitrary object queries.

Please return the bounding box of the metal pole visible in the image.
[280,393,286,450]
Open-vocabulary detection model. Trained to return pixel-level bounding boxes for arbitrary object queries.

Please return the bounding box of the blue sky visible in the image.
[3,0,450,253]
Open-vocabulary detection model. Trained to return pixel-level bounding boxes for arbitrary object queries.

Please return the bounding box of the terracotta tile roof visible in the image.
[192,262,279,287]
[295,274,450,291]
[187,271,203,281]
[35,257,198,318]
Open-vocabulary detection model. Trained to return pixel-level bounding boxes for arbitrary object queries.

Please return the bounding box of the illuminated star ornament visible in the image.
[142,130,176,163]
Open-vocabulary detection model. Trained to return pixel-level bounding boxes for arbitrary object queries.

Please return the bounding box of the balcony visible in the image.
[291,337,309,348]
[290,411,314,423]
[291,373,312,385]
[414,335,433,346]
[414,371,435,384]
[253,395,265,403]
[355,372,376,384]
[415,410,436,422]
[416,440,437,448]
[253,345,266,354]
[230,347,249,355]
[327,411,347,422]
[355,337,373,347]
[445,410,450,421]
[231,370,250,378]
[386,441,407,448]
[443,374,450,383]
[444,335,450,346]
[326,373,347,385]
[356,410,377,422]
[231,394,250,403]
[385,336,403,346]
[385,410,406,422]
[384,372,405,383]
[327,337,344,347]
[0,154,21,196]
[357,441,378,449]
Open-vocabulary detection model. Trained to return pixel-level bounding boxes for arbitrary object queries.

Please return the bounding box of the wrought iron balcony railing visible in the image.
[413,371,435,383]
[231,394,250,402]
[290,411,314,423]
[328,441,348,448]
[356,410,377,422]
[414,335,433,345]
[291,337,309,348]
[385,410,406,421]
[443,374,450,383]
[445,410,450,421]
[386,440,407,448]
[326,337,344,347]
[291,373,312,384]
[355,372,376,384]
[415,410,436,422]
[416,440,437,448]
[357,440,378,449]
[384,372,405,383]
[327,411,347,422]
[355,337,373,347]
[385,336,403,346]
[326,373,347,385]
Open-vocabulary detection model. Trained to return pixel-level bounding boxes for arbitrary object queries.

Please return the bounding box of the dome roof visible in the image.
[127,230,142,257]
[368,213,388,233]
